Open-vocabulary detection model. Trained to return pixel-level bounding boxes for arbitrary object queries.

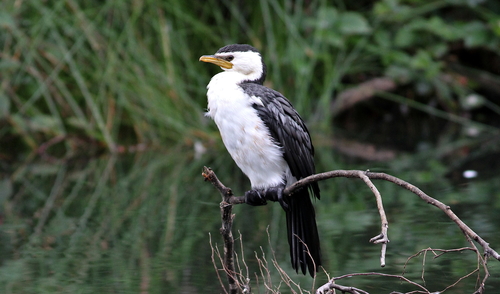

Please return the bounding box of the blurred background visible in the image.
[1,0,500,293]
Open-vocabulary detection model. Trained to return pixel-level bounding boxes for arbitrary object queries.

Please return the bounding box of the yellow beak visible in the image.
[199,55,233,69]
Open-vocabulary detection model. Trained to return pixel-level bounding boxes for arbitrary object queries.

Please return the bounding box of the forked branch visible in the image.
[203,167,500,294]
[286,170,500,262]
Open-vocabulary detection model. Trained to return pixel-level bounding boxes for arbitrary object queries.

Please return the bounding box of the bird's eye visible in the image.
[226,55,234,61]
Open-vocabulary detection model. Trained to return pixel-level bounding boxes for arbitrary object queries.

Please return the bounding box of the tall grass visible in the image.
[1,0,500,293]
[3,1,217,153]
[2,0,499,156]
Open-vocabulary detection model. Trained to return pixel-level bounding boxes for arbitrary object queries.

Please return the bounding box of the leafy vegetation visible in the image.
[2,0,499,156]
[1,0,500,293]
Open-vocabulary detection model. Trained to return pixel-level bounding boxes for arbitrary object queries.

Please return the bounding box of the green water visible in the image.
[1,149,499,293]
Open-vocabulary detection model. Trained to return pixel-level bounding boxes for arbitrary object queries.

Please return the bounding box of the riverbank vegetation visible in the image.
[1,0,500,293]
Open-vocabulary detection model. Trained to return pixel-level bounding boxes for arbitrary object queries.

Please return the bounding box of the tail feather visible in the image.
[285,187,321,276]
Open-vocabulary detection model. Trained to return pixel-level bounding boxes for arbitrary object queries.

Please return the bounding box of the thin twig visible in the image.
[209,233,228,294]
[237,232,252,293]
[358,170,389,267]
[334,272,431,293]
[316,282,369,294]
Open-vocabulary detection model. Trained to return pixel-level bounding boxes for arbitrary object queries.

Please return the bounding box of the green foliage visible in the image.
[1,0,499,156]
[1,0,500,293]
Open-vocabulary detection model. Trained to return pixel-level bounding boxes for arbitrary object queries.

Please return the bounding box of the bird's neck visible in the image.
[208,70,263,88]
[205,71,265,121]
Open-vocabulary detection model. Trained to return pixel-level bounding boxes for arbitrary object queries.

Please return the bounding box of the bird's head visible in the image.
[199,44,267,84]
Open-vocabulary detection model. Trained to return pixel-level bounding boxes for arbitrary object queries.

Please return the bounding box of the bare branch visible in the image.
[284,170,500,262]
[403,246,484,292]
[331,272,431,293]
[316,281,369,294]
[203,167,239,294]
[203,166,500,294]
[331,77,397,115]
[358,170,389,267]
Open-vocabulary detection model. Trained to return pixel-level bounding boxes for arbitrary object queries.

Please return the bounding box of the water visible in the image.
[1,148,499,293]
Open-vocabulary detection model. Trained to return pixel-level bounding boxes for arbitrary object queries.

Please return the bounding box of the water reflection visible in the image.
[1,151,499,293]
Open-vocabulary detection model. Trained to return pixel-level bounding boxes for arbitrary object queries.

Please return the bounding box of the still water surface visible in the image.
[1,150,499,293]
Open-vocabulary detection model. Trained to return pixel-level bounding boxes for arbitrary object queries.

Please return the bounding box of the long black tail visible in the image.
[285,187,321,276]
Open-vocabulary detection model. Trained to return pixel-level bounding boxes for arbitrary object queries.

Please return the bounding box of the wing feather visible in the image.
[240,83,320,198]
[239,83,322,276]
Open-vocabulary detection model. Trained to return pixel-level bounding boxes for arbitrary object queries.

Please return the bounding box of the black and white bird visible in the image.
[200,44,321,276]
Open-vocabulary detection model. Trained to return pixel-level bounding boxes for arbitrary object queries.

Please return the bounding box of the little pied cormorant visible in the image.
[200,44,321,276]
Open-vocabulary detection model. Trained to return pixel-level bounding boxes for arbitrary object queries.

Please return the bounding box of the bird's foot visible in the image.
[265,185,289,211]
[245,185,288,210]
[245,190,267,206]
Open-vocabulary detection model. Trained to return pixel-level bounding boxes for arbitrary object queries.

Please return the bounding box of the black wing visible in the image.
[241,82,322,276]
[240,83,320,199]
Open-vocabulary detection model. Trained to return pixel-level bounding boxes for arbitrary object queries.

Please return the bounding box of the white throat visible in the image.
[216,51,264,84]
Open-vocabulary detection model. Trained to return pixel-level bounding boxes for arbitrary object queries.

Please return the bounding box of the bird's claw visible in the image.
[245,190,267,206]
[276,189,289,211]
[265,186,289,211]
[245,186,288,210]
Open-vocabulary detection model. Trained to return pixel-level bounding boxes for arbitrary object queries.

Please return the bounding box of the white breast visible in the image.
[205,72,289,189]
